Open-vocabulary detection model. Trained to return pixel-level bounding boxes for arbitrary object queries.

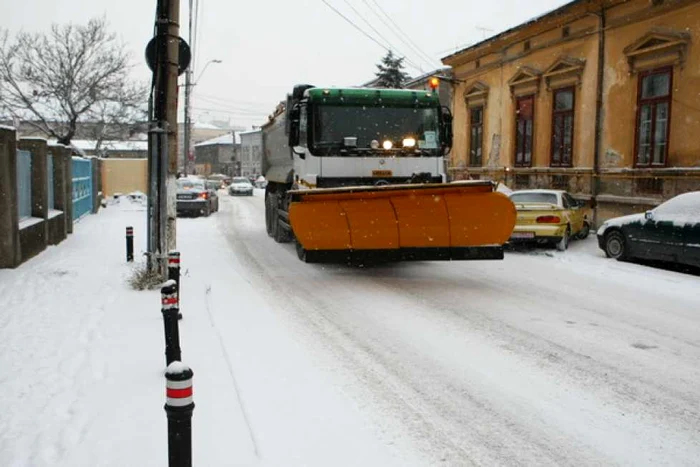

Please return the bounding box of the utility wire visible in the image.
[364,0,442,68]
[341,0,428,71]
[319,0,424,73]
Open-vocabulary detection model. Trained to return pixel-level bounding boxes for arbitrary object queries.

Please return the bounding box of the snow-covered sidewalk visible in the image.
[0,197,420,466]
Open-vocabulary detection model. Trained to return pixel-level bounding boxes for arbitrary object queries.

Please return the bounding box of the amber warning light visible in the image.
[428,77,439,90]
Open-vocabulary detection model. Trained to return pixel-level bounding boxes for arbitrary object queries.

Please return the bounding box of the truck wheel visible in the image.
[273,211,292,243]
[265,192,276,237]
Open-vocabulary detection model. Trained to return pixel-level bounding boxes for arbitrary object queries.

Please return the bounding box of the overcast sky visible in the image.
[1,0,569,129]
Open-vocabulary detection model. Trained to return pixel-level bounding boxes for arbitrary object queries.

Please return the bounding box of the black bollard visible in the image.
[168,251,182,320]
[161,281,181,366]
[165,362,194,467]
[126,226,134,262]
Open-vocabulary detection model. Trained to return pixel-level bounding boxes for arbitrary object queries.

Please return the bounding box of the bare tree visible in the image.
[0,17,147,146]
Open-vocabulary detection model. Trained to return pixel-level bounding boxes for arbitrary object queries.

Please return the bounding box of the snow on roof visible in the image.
[0,124,16,131]
[52,139,148,152]
[442,0,579,62]
[193,121,223,130]
[194,133,240,147]
[239,128,262,135]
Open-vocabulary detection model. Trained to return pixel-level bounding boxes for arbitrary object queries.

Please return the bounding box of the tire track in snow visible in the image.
[202,282,261,459]
[216,195,591,465]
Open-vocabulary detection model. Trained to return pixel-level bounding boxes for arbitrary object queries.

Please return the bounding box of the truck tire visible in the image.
[265,192,275,237]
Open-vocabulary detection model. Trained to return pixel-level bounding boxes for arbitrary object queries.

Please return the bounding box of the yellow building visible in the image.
[442,0,700,222]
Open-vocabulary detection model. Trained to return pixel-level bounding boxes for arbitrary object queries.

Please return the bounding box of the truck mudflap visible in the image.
[288,181,516,261]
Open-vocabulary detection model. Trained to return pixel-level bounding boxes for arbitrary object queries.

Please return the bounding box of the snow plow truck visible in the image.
[261,83,516,263]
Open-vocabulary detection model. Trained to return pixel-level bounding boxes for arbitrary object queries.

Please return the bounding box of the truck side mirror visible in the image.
[441,106,453,155]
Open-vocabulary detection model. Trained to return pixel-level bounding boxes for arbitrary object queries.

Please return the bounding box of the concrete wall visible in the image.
[101,158,148,197]
[47,145,68,245]
[18,138,49,261]
[0,128,20,268]
[0,133,90,268]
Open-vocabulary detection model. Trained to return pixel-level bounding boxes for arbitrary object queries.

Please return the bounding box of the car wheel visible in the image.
[604,230,627,260]
[576,221,591,240]
[556,226,570,251]
[203,204,211,217]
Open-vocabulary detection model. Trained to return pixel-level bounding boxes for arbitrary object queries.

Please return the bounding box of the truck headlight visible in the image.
[402,137,416,148]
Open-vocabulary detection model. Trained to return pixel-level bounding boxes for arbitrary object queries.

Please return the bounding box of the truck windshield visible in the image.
[312,105,440,155]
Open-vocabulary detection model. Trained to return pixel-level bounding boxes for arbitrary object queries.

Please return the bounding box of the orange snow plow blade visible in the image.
[288,181,516,262]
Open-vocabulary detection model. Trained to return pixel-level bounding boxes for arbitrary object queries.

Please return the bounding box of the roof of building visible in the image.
[194,133,241,147]
[441,0,580,63]
[402,67,453,87]
[239,128,262,135]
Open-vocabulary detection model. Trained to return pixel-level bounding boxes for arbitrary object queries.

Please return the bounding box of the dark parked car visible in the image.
[597,191,700,268]
[228,177,254,196]
[176,178,219,217]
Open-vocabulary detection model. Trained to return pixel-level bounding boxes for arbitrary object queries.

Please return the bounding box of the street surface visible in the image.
[206,190,700,466]
[1,190,698,466]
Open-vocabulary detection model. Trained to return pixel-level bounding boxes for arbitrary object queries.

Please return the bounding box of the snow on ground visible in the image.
[1,191,699,466]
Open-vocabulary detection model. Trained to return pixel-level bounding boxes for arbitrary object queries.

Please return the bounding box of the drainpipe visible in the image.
[592,4,606,227]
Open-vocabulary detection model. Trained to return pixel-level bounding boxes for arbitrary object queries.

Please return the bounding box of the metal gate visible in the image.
[16,150,32,220]
[72,157,92,221]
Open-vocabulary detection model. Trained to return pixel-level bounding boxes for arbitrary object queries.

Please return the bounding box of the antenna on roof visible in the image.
[476,26,494,39]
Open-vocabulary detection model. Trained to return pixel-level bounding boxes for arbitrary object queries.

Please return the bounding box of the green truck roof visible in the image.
[306,87,440,107]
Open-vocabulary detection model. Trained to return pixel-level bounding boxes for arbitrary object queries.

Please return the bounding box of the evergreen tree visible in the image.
[374,51,410,89]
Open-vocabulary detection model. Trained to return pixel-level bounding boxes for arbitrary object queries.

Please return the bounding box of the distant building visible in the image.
[193,133,241,176]
[402,68,453,108]
[239,129,263,177]
[178,121,246,169]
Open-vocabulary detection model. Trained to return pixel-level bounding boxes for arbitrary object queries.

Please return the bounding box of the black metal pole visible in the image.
[126,226,134,262]
[165,362,194,467]
[168,251,183,320]
[161,281,181,366]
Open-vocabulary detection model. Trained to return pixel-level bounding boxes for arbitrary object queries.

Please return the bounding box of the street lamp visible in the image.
[183,59,222,175]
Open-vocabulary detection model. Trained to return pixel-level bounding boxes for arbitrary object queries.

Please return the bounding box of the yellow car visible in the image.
[508,189,591,251]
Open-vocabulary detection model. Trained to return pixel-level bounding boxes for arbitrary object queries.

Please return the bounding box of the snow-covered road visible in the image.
[207,190,700,466]
[1,191,698,466]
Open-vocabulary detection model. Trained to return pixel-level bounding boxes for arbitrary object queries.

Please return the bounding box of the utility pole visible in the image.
[148,0,180,275]
[183,0,194,176]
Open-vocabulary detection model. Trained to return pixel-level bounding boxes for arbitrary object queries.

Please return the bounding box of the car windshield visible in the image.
[510,192,558,205]
[313,105,439,154]
[232,177,251,185]
[177,179,204,190]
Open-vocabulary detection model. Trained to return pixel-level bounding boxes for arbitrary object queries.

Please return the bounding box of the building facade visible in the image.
[442,0,700,223]
[239,129,263,177]
[193,133,240,176]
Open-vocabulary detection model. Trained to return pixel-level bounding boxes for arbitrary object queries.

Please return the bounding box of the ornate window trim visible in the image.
[623,30,690,73]
[508,66,541,98]
[543,57,585,91]
[463,81,489,108]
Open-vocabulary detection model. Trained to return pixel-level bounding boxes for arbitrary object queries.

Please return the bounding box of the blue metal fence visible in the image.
[16,150,32,220]
[47,154,55,210]
[72,157,92,221]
